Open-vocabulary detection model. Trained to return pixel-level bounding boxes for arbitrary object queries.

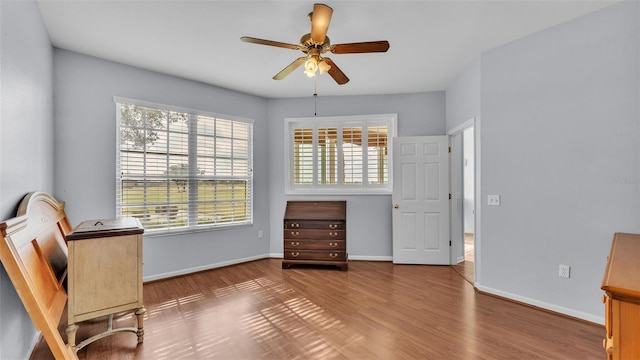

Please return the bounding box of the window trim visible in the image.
[284,113,397,195]
[114,96,254,236]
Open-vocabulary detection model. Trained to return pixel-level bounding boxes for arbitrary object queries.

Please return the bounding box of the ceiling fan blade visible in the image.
[241,36,300,50]
[331,41,390,54]
[323,58,349,85]
[273,57,307,80]
[310,4,333,44]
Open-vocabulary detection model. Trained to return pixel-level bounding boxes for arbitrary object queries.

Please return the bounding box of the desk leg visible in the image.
[65,323,79,350]
[135,306,147,344]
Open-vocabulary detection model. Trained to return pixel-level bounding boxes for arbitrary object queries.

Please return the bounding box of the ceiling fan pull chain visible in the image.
[314,77,318,116]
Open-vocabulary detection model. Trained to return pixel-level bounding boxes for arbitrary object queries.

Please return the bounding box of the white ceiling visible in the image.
[36,0,618,99]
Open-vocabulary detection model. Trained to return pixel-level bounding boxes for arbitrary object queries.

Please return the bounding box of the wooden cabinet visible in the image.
[601,232,640,359]
[66,217,146,351]
[283,201,347,271]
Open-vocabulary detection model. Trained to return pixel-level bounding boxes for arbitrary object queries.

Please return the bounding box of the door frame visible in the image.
[447,117,479,281]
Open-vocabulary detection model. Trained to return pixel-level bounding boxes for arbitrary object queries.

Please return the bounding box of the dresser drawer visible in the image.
[284,229,345,240]
[285,220,345,230]
[284,250,347,262]
[284,239,345,251]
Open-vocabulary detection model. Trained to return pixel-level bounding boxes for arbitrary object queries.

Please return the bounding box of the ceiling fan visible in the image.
[241,3,390,85]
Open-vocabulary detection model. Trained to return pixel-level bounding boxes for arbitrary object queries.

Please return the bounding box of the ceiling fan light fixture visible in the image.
[318,59,331,75]
[304,57,318,77]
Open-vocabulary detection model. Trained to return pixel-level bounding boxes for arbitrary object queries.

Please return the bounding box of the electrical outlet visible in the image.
[559,264,570,278]
[258,230,263,238]
[488,195,501,206]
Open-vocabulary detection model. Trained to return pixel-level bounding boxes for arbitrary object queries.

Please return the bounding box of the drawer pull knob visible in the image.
[291,231,299,237]
[330,253,338,258]
[291,241,300,246]
[291,252,299,258]
[329,224,338,229]
[290,223,299,228]
[329,232,338,237]
[329,242,338,247]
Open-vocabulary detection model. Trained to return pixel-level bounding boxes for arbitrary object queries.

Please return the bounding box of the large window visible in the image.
[116,98,253,233]
[285,114,397,194]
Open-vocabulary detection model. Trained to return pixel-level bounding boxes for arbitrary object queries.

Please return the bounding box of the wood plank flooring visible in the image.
[31,259,605,359]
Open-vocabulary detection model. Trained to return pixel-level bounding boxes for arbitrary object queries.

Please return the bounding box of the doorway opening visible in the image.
[463,126,475,265]
[450,122,475,284]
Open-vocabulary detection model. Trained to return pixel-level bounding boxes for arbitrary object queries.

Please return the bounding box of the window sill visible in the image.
[142,221,253,238]
[285,188,392,196]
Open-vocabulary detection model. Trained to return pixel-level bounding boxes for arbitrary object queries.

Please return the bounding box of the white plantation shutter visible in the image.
[116,98,253,234]
[317,125,338,185]
[367,123,389,185]
[293,128,314,184]
[285,114,397,195]
[342,123,363,185]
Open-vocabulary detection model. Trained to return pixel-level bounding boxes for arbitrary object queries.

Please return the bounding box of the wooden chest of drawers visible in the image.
[283,201,347,271]
[601,232,640,359]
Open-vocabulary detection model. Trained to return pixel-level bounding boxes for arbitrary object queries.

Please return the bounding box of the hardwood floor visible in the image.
[451,233,475,284]
[31,259,605,359]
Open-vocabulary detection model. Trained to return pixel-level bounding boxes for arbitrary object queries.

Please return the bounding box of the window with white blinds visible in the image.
[115,98,253,233]
[285,114,397,194]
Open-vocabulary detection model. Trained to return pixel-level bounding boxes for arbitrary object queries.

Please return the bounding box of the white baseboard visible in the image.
[269,253,392,262]
[348,255,392,261]
[143,254,270,282]
[475,282,605,325]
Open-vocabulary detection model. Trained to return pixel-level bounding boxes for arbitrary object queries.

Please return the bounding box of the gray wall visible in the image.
[267,93,446,259]
[474,1,639,322]
[446,56,481,131]
[53,49,272,280]
[0,1,54,359]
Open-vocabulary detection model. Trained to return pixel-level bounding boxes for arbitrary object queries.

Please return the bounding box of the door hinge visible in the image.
[449,193,451,200]
[449,240,452,246]
[448,146,451,153]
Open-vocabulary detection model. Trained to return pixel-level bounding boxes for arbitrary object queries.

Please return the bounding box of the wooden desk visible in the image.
[66,217,145,351]
[283,201,348,271]
[601,232,640,359]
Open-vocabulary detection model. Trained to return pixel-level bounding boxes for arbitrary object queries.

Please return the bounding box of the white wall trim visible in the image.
[475,282,605,325]
[447,117,478,276]
[472,116,481,285]
[113,96,255,124]
[269,253,392,262]
[447,117,475,136]
[349,255,393,262]
[143,254,270,282]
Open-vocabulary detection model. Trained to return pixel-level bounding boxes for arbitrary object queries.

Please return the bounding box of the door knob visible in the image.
[394,204,399,209]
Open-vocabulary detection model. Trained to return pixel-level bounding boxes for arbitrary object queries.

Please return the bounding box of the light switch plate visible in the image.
[488,195,501,206]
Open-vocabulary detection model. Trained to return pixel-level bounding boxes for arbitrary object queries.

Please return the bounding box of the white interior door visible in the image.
[392,136,450,264]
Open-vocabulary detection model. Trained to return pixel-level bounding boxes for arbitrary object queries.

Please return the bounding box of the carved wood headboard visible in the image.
[0,192,78,360]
